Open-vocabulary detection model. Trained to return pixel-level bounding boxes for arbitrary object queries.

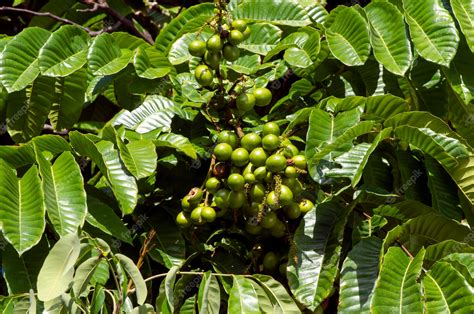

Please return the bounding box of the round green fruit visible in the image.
[190,206,203,222]
[253,88,272,107]
[227,173,245,191]
[261,211,278,229]
[279,185,294,205]
[214,189,230,209]
[242,163,254,176]
[228,29,244,45]
[201,206,216,222]
[241,133,261,151]
[232,19,247,32]
[205,177,221,194]
[176,211,192,227]
[270,221,286,238]
[236,93,256,112]
[222,44,240,61]
[181,195,193,212]
[249,147,268,167]
[245,222,262,235]
[285,166,298,178]
[217,131,239,149]
[253,166,267,181]
[231,148,249,167]
[188,40,206,57]
[284,202,301,220]
[266,191,282,210]
[299,199,314,214]
[292,155,307,170]
[214,143,233,161]
[194,65,214,86]
[229,190,246,209]
[265,154,287,173]
[283,143,299,158]
[204,51,221,69]
[244,173,256,184]
[250,183,266,202]
[187,187,203,205]
[206,34,223,52]
[243,202,262,216]
[263,122,280,136]
[263,252,279,271]
[262,134,280,151]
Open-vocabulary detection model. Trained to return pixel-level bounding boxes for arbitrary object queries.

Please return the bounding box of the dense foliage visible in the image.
[0,0,473,312]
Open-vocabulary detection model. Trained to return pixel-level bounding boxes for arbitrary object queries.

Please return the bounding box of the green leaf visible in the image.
[165,266,179,310]
[238,23,282,56]
[326,7,370,66]
[252,274,300,313]
[248,280,274,313]
[232,0,311,27]
[69,131,107,176]
[0,162,44,255]
[198,272,220,314]
[72,257,101,297]
[364,2,412,76]
[425,240,474,265]
[6,75,55,142]
[371,247,425,313]
[154,133,197,159]
[87,33,133,76]
[96,140,138,215]
[450,155,474,205]
[0,27,51,92]
[37,233,81,302]
[402,0,459,66]
[154,3,215,54]
[38,25,89,77]
[422,261,474,312]
[365,94,408,121]
[451,0,474,53]
[228,52,261,75]
[339,237,382,313]
[133,47,173,79]
[287,202,349,311]
[327,128,392,187]
[168,32,212,65]
[228,276,261,314]
[35,148,87,236]
[115,254,147,305]
[48,67,87,131]
[113,95,177,133]
[117,137,157,180]
[394,126,469,169]
[284,47,312,68]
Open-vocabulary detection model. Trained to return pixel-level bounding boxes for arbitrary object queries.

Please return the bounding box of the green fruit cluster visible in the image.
[176,122,314,237]
[189,19,250,87]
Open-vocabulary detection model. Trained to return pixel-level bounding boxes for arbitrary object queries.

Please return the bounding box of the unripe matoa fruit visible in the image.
[188,40,206,57]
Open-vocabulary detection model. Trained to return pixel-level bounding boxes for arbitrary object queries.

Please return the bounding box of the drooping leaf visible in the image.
[35,148,87,236]
[38,25,89,77]
[198,272,220,314]
[154,133,198,159]
[165,266,179,310]
[117,137,157,180]
[326,7,371,66]
[87,33,133,76]
[287,202,349,311]
[370,247,425,313]
[0,27,51,92]
[402,0,459,66]
[72,257,101,297]
[37,233,81,302]
[364,2,411,76]
[451,0,474,53]
[252,274,300,313]
[228,276,260,314]
[115,254,147,305]
[339,237,382,313]
[0,161,44,255]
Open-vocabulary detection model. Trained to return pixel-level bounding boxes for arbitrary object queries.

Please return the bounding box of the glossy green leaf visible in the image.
[0,27,51,92]
[326,7,370,66]
[165,266,178,310]
[134,46,173,79]
[339,237,382,313]
[0,161,44,255]
[450,154,474,205]
[117,137,157,180]
[228,276,260,314]
[422,261,474,312]
[284,47,312,68]
[154,133,197,159]
[37,233,80,302]
[365,94,408,120]
[72,257,101,297]
[198,272,220,314]
[365,2,412,76]
[402,0,459,66]
[87,33,133,76]
[252,274,300,313]
[38,25,89,77]
[451,0,474,53]
[371,247,425,313]
[287,202,349,311]
[115,254,147,305]
[238,23,282,56]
